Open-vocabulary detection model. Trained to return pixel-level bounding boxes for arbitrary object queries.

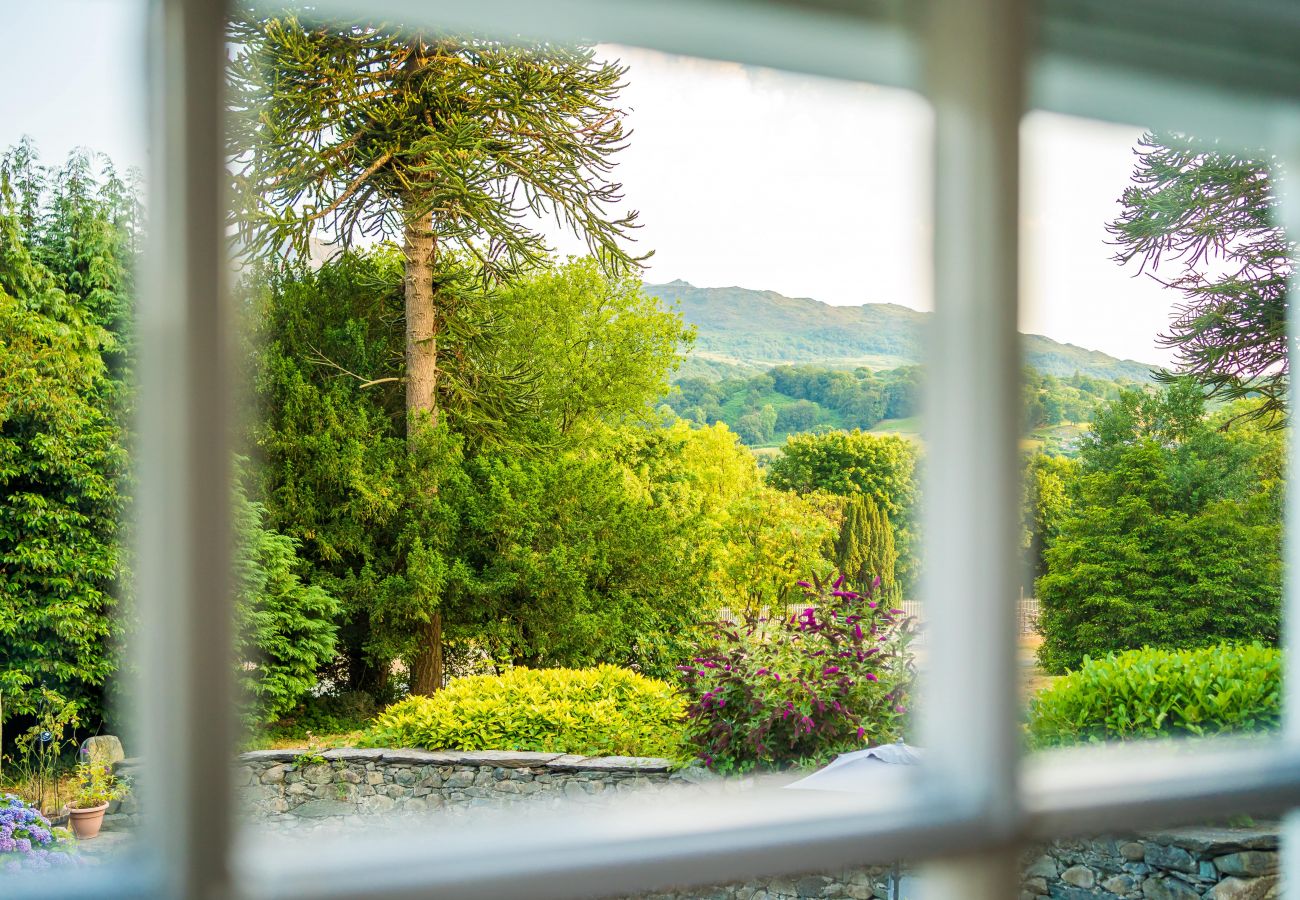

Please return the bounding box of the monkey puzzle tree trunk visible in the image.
[405,211,438,430]
[404,209,445,695]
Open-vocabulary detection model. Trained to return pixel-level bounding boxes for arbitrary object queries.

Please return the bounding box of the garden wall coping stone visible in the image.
[232,747,674,772]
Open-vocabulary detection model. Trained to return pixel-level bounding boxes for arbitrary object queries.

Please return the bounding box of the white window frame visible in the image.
[13,0,1300,897]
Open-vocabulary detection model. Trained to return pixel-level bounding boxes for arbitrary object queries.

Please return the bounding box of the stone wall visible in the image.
[1020,827,1279,900]
[236,747,713,821]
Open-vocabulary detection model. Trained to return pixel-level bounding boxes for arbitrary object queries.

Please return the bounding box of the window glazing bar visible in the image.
[1276,100,1300,899]
[136,0,235,897]
[231,739,1300,900]
[260,0,919,93]
[917,0,1027,893]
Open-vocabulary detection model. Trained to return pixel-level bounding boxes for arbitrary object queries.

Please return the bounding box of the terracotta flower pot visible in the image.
[66,802,109,839]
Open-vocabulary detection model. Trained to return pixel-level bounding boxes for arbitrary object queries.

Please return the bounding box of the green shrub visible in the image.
[1027,644,1280,750]
[361,665,688,759]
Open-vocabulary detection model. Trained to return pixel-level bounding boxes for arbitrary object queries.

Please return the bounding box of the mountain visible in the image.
[644,280,1158,383]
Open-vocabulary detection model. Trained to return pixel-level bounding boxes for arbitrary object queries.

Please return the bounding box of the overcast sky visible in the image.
[4,1,1177,365]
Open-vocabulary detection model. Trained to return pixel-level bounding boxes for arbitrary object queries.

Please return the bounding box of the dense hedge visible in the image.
[1027,644,1280,749]
[362,665,687,759]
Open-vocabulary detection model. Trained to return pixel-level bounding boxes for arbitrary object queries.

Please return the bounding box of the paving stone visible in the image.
[320,748,385,763]
[260,764,288,785]
[1048,886,1101,900]
[1102,873,1140,894]
[238,749,300,763]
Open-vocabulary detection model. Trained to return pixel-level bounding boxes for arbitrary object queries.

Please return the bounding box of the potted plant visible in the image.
[65,760,124,839]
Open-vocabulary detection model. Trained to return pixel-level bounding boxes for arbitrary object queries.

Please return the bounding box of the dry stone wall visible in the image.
[236,747,711,820]
[1020,827,1280,900]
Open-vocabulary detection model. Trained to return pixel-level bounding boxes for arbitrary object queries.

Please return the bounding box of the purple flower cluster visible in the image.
[682,571,916,774]
[0,794,79,872]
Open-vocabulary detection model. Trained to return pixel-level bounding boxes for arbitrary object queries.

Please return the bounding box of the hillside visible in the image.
[645,281,1158,383]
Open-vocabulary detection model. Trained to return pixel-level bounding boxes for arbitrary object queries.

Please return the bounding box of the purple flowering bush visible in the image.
[681,571,915,773]
[0,794,79,873]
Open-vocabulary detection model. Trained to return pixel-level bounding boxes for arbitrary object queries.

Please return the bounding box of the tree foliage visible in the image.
[835,494,897,599]
[228,15,647,692]
[246,251,703,688]
[0,151,129,723]
[1109,131,1293,424]
[1037,381,1282,673]
[493,256,693,438]
[232,462,340,724]
[0,143,340,734]
[767,430,919,591]
[227,15,641,271]
[1021,453,1077,587]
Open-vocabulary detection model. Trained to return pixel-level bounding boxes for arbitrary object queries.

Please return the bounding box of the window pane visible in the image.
[0,0,150,886]
[225,6,937,894]
[1019,109,1291,751]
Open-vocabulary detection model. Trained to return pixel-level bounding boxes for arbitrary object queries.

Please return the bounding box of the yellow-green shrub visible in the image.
[362,665,688,759]
[1027,643,1280,750]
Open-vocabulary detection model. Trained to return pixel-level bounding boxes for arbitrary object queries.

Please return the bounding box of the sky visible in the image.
[3,2,1178,366]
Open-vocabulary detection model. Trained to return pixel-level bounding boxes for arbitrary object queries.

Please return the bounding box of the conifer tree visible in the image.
[834,494,897,597]
[227,13,644,693]
[0,149,129,724]
[1109,132,1293,424]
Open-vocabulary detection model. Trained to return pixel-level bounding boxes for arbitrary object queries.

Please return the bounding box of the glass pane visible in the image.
[225,4,933,892]
[1019,110,1290,751]
[0,0,149,882]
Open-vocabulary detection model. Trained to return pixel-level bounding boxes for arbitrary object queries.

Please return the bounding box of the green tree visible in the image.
[247,252,697,692]
[0,165,127,724]
[232,463,340,724]
[449,441,711,679]
[1021,453,1077,587]
[494,257,693,438]
[245,251,465,695]
[834,494,897,598]
[228,16,643,693]
[734,404,777,445]
[712,486,838,619]
[767,430,919,591]
[0,144,342,733]
[1108,131,1292,424]
[1037,383,1282,672]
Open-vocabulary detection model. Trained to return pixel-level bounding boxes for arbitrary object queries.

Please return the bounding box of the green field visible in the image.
[868,416,922,437]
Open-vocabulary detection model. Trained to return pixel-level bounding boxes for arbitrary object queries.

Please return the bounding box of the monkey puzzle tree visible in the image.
[1108,131,1293,425]
[227,12,643,693]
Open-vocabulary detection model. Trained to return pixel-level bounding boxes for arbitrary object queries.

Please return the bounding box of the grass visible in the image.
[868,416,921,436]
[242,729,366,752]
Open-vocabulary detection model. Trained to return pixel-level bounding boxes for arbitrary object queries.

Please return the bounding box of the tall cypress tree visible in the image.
[834,494,897,597]
[227,14,644,693]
